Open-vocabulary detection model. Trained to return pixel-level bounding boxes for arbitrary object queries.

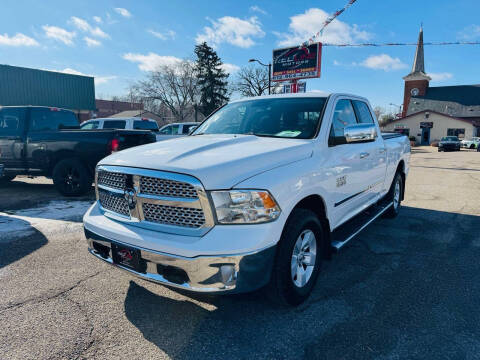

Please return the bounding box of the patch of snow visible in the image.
[0,200,93,242]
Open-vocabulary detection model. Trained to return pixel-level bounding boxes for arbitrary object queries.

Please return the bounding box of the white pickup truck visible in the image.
[83,93,410,305]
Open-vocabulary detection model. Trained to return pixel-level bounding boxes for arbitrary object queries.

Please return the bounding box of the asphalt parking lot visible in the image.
[1,146,479,360]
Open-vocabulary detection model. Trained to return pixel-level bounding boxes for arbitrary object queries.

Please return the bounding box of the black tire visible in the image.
[52,158,90,196]
[470,144,475,149]
[383,172,403,219]
[267,209,324,306]
[438,148,442,152]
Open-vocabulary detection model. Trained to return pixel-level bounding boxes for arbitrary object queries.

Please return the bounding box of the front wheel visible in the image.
[383,172,403,218]
[267,209,324,306]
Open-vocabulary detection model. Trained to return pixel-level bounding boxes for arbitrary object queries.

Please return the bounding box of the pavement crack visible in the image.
[0,270,104,313]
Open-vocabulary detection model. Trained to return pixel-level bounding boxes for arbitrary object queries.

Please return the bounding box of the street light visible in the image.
[249,58,271,95]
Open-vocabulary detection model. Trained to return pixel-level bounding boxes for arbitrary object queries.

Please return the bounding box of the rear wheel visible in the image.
[383,172,403,218]
[52,158,90,196]
[267,209,324,306]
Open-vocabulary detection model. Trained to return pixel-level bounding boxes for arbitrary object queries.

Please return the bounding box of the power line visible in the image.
[322,41,480,47]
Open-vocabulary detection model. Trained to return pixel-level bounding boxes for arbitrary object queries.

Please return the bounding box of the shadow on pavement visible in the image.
[0,178,94,211]
[123,206,480,359]
[0,217,48,269]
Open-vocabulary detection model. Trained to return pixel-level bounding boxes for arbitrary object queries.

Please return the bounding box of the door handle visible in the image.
[359,152,370,159]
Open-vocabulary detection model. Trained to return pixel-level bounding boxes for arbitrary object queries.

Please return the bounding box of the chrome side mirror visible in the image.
[344,124,377,143]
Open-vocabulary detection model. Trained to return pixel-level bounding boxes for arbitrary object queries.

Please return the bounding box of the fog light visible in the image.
[220,265,237,286]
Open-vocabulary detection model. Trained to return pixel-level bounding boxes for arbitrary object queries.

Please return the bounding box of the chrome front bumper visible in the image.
[85,228,276,293]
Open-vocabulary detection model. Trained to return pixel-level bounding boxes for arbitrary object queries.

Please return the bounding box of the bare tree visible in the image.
[132,60,200,122]
[373,106,385,121]
[234,65,281,97]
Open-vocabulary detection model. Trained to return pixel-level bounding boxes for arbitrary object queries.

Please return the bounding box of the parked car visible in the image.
[0,106,156,195]
[157,122,198,141]
[83,93,410,306]
[438,136,461,151]
[80,117,165,141]
[461,137,480,149]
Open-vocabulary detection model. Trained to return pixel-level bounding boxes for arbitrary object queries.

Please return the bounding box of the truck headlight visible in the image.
[210,190,281,224]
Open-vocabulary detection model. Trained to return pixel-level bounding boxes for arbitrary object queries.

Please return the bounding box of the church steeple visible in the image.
[402,26,431,117]
[403,26,431,81]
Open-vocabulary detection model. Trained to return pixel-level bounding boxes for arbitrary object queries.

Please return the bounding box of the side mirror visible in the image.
[344,123,377,143]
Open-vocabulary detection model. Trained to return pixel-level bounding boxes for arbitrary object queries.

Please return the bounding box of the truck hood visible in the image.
[99,134,313,189]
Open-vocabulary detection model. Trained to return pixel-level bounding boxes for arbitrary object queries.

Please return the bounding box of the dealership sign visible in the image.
[272,43,322,82]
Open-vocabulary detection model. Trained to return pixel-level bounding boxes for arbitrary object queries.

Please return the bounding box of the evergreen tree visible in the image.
[194,42,229,116]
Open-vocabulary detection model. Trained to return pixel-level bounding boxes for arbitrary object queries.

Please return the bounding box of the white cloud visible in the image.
[122,52,183,71]
[47,67,116,85]
[428,72,453,82]
[196,16,265,48]
[42,25,76,45]
[220,63,240,74]
[84,37,101,47]
[250,5,267,15]
[333,60,341,66]
[360,54,407,71]
[275,8,371,47]
[0,33,39,47]
[147,29,176,40]
[458,24,480,40]
[93,16,102,24]
[70,16,109,39]
[115,7,132,18]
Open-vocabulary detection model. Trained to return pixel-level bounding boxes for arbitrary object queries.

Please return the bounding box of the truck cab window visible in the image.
[0,108,26,136]
[133,120,159,131]
[103,120,126,129]
[352,100,374,124]
[330,99,358,138]
[30,108,79,131]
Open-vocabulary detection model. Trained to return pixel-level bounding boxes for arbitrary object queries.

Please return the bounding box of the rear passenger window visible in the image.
[352,101,374,124]
[103,120,126,129]
[30,108,79,131]
[0,108,26,136]
[330,99,357,138]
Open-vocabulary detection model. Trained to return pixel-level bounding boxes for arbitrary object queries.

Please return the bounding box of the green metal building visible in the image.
[0,64,95,120]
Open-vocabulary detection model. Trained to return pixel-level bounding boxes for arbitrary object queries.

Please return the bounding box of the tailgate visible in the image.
[115,130,156,151]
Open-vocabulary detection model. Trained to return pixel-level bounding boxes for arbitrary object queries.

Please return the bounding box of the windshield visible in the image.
[442,136,458,141]
[192,97,327,139]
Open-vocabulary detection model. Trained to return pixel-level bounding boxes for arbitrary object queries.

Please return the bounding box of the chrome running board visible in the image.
[331,199,393,251]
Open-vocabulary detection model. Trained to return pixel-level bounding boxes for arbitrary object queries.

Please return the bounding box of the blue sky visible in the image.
[1,0,479,112]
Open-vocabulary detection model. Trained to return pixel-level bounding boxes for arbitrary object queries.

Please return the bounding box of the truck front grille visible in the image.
[96,166,213,234]
[140,176,197,198]
[98,189,129,216]
[143,203,205,228]
[97,170,126,190]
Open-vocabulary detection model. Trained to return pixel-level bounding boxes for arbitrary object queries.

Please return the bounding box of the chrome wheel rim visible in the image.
[291,229,317,288]
[393,178,401,210]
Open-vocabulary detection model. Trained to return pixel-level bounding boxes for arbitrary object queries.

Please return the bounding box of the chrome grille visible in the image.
[140,176,197,198]
[95,166,214,235]
[143,203,205,228]
[98,189,129,216]
[97,170,126,190]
